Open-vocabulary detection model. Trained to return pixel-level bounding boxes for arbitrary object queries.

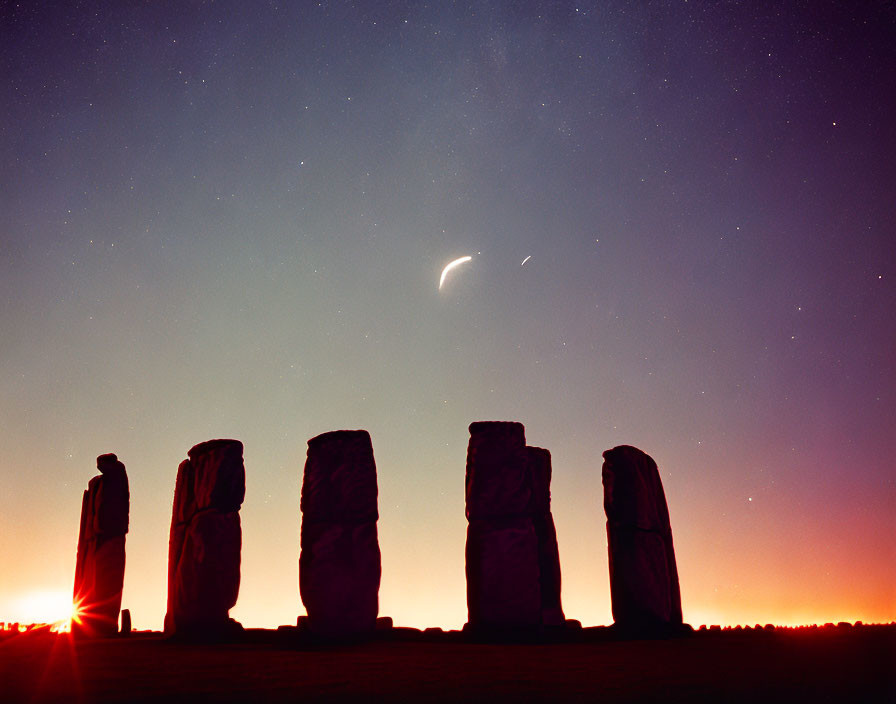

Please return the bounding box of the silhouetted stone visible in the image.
[465,422,531,520]
[464,424,568,631]
[527,446,565,626]
[72,454,129,637]
[466,516,541,628]
[165,440,244,637]
[120,609,131,635]
[466,422,567,631]
[602,445,682,635]
[299,430,381,636]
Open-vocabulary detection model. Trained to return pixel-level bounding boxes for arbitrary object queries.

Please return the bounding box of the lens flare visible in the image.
[12,590,74,626]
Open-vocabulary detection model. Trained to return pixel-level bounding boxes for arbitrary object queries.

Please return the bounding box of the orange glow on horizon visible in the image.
[5,590,75,628]
[50,619,72,633]
[1,600,890,633]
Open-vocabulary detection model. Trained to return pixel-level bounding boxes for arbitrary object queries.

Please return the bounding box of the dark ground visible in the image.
[1,624,893,702]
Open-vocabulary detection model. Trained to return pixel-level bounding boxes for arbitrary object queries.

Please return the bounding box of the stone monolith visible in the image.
[527,446,565,626]
[465,421,541,629]
[299,429,381,636]
[73,453,129,637]
[165,439,244,637]
[602,445,682,634]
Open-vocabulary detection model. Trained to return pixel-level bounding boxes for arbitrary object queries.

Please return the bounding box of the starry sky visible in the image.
[2,1,894,631]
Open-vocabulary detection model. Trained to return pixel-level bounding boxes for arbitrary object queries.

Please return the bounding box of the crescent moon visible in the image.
[439,256,472,290]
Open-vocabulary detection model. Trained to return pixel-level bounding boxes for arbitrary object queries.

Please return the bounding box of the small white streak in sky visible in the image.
[521,255,532,266]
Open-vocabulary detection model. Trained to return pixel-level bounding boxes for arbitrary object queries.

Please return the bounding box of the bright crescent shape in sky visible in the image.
[439,256,472,290]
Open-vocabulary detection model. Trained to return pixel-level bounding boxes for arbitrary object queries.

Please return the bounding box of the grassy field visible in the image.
[1,624,893,702]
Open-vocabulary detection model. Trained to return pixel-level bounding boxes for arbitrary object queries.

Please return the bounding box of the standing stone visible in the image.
[120,608,132,635]
[165,439,244,637]
[465,422,541,629]
[527,446,565,626]
[299,430,381,636]
[601,445,682,634]
[73,454,129,637]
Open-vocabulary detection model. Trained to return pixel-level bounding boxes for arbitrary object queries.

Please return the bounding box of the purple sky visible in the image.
[2,1,894,629]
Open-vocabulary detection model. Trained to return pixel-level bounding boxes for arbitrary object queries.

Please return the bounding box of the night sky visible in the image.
[2,1,894,630]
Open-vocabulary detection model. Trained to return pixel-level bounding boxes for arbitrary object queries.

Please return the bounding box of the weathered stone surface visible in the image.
[95,454,129,535]
[188,439,245,512]
[464,423,565,630]
[465,422,530,521]
[165,459,191,634]
[302,430,379,525]
[299,521,381,634]
[165,440,244,636]
[466,517,541,628]
[527,447,565,626]
[300,430,381,636]
[73,454,129,637]
[602,445,682,633]
[527,447,552,516]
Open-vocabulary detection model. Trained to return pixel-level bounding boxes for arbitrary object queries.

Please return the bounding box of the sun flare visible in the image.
[11,590,76,627]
